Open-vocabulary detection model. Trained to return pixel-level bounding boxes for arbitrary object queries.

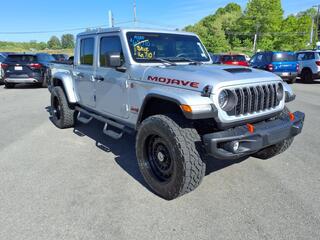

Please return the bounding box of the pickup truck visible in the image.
[48,28,305,200]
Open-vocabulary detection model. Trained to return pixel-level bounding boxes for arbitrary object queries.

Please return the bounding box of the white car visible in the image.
[297,51,320,82]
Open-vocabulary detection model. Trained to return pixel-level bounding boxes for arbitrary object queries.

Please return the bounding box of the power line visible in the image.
[0,25,109,35]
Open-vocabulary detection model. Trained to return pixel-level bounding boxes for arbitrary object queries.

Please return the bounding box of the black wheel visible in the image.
[136,114,206,200]
[5,83,15,89]
[252,107,294,160]
[301,69,313,83]
[286,78,296,84]
[41,69,50,88]
[50,86,75,129]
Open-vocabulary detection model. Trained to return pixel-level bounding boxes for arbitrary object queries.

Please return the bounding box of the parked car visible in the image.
[48,27,304,200]
[0,53,6,84]
[52,54,69,62]
[211,54,249,66]
[250,51,298,84]
[296,51,320,82]
[1,53,54,88]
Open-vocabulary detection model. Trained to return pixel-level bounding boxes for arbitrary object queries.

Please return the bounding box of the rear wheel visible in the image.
[301,69,313,83]
[50,86,75,129]
[5,83,15,89]
[136,114,206,200]
[286,77,296,84]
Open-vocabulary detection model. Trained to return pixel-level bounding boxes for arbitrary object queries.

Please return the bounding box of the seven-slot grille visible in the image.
[227,83,281,116]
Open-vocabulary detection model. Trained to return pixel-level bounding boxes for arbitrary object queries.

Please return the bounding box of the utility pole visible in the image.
[108,10,114,28]
[133,0,137,26]
[253,24,260,53]
[316,5,320,42]
[310,17,314,45]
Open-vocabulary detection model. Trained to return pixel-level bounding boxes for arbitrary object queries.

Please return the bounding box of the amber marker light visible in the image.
[181,105,193,113]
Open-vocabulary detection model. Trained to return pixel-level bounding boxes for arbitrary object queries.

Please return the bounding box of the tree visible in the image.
[240,0,283,50]
[184,3,242,53]
[47,36,61,49]
[61,34,75,49]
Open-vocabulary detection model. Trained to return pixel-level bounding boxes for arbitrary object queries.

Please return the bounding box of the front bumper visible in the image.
[203,111,305,160]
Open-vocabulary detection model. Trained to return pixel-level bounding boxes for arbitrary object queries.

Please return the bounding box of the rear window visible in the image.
[272,52,296,62]
[80,38,95,65]
[6,55,37,63]
[222,55,246,62]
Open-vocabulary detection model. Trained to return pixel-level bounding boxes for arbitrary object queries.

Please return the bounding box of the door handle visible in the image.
[94,76,104,81]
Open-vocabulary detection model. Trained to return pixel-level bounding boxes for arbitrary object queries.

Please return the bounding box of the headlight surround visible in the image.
[218,89,237,111]
[277,83,284,101]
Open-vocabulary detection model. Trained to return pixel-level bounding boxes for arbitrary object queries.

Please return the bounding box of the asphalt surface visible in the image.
[0,81,319,240]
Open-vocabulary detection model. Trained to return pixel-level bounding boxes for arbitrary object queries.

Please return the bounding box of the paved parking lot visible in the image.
[0,81,320,240]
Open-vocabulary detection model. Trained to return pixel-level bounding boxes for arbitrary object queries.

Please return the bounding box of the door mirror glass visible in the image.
[104,52,122,68]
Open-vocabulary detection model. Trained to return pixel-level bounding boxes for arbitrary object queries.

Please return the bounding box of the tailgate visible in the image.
[273,61,297,73]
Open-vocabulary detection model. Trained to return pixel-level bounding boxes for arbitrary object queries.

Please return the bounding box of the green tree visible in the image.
[47,36,61,49]
[240,0,283,51]
[61,34,75,49]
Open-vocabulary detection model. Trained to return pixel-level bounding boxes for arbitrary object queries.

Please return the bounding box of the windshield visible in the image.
[272,52,296,62]
[126,32,210,63]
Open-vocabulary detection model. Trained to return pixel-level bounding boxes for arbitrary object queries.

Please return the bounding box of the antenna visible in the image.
[108,10,114,28]
[133,0,137,25]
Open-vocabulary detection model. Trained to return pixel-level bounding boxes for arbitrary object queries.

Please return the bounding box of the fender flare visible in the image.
[51,71,78,104]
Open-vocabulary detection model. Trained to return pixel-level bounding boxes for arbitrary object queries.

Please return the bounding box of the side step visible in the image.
[75,106,132,140]
[77,112,93,124]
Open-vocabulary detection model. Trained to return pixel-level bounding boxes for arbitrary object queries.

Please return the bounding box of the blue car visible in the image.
[250,51,298,83]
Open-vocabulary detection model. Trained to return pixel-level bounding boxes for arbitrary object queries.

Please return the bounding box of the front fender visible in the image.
[52,71,78,103]
[142,87,216,120]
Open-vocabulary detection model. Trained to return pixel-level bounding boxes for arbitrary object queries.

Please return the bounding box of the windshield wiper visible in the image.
[162,57,203,65]
[153,58,177,66]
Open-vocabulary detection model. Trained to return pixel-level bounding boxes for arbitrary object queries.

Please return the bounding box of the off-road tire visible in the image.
[136,114,206,200]
[50,86,75,129]
[5,83,15,89]
[287,77,296,84]
[252,107,294,160]
[301,68,313,83]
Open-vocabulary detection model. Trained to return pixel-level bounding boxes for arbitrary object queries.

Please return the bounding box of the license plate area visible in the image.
[14,66,23,71]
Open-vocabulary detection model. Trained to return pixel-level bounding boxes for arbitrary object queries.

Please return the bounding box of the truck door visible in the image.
[95,35,129,119]
[74,37,96,108]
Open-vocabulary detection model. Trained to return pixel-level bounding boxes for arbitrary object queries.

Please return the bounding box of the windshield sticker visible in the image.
[130,36,154,59]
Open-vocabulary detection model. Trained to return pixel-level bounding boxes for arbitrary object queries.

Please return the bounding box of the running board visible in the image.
[75,106,133,139]
[77,112,93,124]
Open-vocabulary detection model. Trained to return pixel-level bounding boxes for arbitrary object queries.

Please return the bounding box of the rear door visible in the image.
[272,52,297,73]
[95,34,129,118]
[74,37,96,108]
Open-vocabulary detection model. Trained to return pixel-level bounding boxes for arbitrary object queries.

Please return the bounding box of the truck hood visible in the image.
[139,64,281,92]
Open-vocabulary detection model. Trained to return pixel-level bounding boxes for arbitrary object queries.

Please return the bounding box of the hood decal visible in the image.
[147,76,200,89]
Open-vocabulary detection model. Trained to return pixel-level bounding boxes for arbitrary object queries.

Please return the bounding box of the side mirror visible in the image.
[105,52,122,68]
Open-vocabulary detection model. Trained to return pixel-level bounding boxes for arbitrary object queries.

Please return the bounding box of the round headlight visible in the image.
[277,84,284,101]
[218,90,237,111]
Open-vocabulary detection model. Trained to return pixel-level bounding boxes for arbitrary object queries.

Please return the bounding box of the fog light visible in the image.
[231,141,240,152]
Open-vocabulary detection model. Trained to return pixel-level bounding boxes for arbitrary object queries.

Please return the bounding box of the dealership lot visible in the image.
[0,82,319,240]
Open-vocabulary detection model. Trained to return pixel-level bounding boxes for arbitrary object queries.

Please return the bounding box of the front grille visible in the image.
[227,83,280,116]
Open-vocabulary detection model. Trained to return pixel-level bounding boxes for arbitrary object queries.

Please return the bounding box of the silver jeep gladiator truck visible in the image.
[49,28,305,200]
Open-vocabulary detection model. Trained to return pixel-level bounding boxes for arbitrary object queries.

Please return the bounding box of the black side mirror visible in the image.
[105,52,122,68]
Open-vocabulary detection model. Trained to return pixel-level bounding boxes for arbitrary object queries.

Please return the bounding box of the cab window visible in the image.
[99,36,123,67]
[80,38,95,65]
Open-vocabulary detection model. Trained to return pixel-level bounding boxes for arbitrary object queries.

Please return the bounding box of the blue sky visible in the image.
[0,0,318,42]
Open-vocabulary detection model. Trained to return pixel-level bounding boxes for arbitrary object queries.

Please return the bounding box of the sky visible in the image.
[0,0,318,42]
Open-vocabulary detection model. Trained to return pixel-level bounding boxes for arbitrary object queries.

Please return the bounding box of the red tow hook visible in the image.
[289,112,295,122]
[247,124,255,133]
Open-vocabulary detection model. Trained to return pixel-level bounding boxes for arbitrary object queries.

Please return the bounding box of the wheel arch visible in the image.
[51,72,77,104]
[136,94,186,127]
